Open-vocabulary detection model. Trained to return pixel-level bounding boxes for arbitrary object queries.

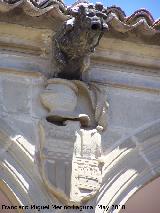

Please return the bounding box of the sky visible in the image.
[64,0,160,20]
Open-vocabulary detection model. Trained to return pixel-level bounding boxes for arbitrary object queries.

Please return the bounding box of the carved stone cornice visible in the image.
[0,0,159,44]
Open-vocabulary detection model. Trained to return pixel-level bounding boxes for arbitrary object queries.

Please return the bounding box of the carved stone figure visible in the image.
[39,1,109,204]
[54,1,108,80]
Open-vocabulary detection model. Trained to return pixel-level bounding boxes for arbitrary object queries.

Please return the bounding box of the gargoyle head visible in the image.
[54,1,108,80]
[67,1,108,52]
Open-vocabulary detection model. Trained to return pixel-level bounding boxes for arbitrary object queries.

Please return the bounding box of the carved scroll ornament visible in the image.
[40,78,108,130]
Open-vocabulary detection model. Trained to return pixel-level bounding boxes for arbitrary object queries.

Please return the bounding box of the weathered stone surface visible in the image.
[54,2,108,79]
[0,1,159,213]
[40,78,108,130]
[38,77,108,204]
[2,79,31,114]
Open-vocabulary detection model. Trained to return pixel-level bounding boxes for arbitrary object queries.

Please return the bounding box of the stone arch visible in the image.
[0,118,58,210]
[0,180,23,213]
[86,119,160,213]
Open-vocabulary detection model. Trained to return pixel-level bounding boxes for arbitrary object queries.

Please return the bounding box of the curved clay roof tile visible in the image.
[106,6,126,21]
[0,0,66,16]
[125,9,154,26]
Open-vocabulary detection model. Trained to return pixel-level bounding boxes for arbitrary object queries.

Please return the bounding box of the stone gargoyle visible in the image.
[54,1,108,80]
[39,1,109,204]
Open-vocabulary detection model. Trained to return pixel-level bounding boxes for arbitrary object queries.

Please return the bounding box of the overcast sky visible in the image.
[64,0,160,20]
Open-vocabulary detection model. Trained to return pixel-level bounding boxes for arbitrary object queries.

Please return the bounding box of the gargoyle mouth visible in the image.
[91,22,101,30]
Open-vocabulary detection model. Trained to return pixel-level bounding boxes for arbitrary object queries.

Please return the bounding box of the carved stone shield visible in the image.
[39,119,103,204]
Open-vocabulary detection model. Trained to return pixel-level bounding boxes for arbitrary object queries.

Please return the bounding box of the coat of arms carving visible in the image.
[38,78,108,204]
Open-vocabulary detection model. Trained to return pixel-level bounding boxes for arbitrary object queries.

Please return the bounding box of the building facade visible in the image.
[0,0,160,212]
